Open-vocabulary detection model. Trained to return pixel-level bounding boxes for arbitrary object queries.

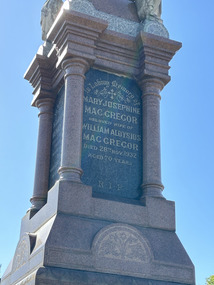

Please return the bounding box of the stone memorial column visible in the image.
[140,78,164,199]
[30,98,54,211]
[58,57,89,182]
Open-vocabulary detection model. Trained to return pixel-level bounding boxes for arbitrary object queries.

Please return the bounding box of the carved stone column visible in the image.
[58,57,90,182]
[30,98,54,211]
[137,32,182,199]
[140,78,164,199]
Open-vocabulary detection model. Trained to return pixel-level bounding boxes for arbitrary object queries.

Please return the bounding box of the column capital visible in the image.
[138,77,164,99]
[35,98,55,116]
[61,57,90,79]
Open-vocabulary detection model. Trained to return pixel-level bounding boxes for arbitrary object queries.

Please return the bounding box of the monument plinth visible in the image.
[2,1,195,284]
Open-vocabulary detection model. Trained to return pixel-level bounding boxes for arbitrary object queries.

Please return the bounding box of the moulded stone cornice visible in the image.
[47,8,140,78]
[47,9,108,42]
[24,52,63,106]
[137,31,182,86]
[140,32,182,54]
[46,45,65,91]
[46,9,108,68]
[24,54,53,100]
[24,54,51,84]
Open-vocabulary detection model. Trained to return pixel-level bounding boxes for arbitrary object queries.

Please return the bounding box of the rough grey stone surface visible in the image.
[140,19,169,38]
[66,0,140,36]
[66,0,169,38]
[88,0,139,22]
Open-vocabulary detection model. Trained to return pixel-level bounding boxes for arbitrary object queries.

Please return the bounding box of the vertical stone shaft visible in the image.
[31,98,54,210]
[58,58,89,182]
[141,78,164,198]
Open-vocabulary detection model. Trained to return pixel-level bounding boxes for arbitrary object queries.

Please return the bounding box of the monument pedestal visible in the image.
[2,1,195,284]
[3,181,194,285]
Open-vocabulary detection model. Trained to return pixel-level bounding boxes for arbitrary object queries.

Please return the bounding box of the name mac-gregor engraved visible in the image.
[81,70,142,199]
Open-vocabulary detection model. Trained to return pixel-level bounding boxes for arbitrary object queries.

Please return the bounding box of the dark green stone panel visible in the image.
[81,69,142,200]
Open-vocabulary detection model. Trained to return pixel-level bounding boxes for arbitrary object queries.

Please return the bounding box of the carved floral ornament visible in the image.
[12,234,30,272]
[92,224,152,264]
[12,233,37,272]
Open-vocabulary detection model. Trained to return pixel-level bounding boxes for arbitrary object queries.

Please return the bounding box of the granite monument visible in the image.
[1,0,195,284]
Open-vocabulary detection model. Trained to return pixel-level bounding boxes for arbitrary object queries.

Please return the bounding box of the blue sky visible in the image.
[0,1,213,284]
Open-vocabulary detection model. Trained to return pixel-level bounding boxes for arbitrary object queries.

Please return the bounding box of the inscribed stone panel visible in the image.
[81,69,142,199]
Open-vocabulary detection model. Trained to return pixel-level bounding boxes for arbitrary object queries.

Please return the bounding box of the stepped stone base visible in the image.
[2,181,195,285]
[13,267,194,285]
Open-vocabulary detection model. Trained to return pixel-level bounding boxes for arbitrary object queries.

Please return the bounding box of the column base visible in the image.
[141,183,164,199]
[58,166,83,183]
[29,196,46,215]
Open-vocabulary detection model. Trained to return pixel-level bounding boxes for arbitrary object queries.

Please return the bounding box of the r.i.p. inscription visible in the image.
[81,70,142,199]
